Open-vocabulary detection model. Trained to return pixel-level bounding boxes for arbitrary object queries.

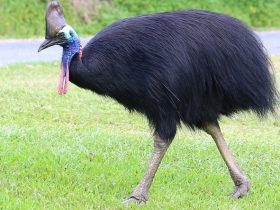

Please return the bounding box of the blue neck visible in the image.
[62,38,80,76]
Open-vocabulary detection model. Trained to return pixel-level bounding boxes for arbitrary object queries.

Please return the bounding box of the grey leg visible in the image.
[124,134,170,205]
[203,122,250,198]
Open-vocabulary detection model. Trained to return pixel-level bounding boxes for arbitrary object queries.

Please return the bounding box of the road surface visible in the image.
[0,32,279,66]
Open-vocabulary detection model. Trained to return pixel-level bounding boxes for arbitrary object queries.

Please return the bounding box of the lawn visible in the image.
[0,58,279,209]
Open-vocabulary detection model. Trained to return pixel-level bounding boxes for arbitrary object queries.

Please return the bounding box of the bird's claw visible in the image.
[123,195,147,206]
[230,181,250,198]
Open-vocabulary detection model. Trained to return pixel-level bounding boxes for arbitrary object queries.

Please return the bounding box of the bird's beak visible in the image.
[38,35,66,52]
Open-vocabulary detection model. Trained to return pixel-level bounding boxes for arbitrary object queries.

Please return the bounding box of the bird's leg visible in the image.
[203,121,250,198]
[124,134,170,205]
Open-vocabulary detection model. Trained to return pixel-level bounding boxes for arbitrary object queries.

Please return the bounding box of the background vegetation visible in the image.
[0,57,279,209]
[0,0,279,209]
[1,0,280,38]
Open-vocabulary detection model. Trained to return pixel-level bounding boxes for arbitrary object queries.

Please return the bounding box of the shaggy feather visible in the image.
[69,10,277,141]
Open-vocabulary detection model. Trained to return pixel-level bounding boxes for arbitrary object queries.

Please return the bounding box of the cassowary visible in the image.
[38,1,277,204]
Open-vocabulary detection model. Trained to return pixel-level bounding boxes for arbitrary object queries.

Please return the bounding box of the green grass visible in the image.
[0,58,279,209]
[1,0,280,39]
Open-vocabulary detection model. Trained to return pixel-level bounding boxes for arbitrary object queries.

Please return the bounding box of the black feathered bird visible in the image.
[38,1,277,204]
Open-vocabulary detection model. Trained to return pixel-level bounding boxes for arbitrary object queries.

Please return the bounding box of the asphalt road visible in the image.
[0,31,279,66]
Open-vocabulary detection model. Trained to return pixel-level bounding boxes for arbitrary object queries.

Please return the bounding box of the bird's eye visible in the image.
[69,31,73,37]
[57,32,64,39]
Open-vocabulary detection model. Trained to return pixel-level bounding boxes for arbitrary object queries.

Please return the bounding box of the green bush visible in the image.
[0,0,280,38]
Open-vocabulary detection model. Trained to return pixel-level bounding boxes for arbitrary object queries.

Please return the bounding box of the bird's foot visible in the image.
[230,180,250,198]
[123,194,147,206]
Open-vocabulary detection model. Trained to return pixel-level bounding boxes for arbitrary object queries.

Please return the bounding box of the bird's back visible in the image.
[78,10,276,140]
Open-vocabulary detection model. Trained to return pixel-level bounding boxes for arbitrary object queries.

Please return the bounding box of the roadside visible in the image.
[0,38,90,66]
[257,31,280,55]
[0,31,280,67]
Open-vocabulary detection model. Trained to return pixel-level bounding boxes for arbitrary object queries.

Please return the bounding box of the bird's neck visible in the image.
[56,38,82,94]
[62,38,82,71]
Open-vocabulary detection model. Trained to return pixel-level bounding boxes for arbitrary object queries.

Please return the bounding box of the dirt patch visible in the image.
[71,0,110,24]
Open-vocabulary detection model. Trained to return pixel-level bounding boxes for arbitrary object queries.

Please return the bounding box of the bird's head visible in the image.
[38,1,82,95]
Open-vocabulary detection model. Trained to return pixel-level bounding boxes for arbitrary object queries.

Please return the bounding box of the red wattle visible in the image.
[58,63,64,95]
[63,64,70,94]
[79,45,83,60]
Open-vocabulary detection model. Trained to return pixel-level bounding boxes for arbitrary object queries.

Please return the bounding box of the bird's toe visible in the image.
[123,195,147,206]
[230,181,250,198]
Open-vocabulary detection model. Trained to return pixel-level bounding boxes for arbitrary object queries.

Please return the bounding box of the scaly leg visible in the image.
[203,121,250,198]
[124,134,170,205]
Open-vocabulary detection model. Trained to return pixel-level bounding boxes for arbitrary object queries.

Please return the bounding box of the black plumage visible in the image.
[70,10,276,141]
